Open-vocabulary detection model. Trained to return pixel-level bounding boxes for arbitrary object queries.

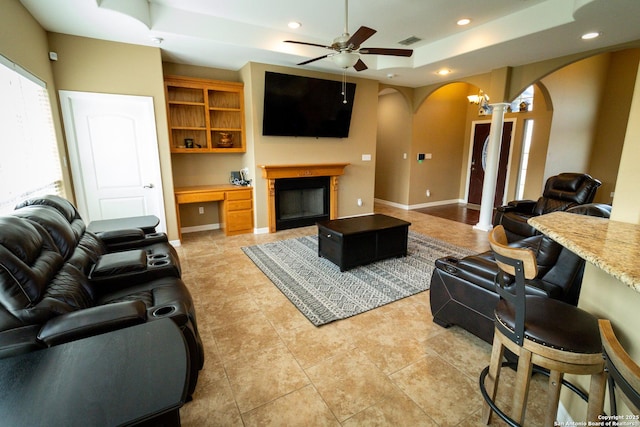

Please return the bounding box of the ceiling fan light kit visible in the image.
[284,0,413,72]
[332,51,359,68]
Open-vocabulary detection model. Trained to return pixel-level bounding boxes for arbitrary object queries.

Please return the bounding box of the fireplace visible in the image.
[275,177,329,230]
[260,163,350,233]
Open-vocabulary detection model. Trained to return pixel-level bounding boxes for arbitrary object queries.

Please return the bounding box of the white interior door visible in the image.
[59,91,166,232]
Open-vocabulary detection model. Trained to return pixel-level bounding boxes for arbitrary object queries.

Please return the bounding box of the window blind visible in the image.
[0,54,64,214]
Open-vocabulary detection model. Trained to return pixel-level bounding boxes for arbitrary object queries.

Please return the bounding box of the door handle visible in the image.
[144,183,154,189]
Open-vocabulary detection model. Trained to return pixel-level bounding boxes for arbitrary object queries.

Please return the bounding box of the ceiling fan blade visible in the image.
[359,47,413,57]
[353,59,368,71]
[346,26,376,49]
[297,54,330,66]
[284,40,333,50]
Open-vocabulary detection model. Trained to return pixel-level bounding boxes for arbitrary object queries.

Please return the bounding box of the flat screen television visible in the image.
[262,71,356,138]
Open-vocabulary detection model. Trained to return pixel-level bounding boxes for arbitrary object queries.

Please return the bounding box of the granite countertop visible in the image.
[528,211,640,292]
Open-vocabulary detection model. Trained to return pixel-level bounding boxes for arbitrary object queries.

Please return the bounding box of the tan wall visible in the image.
[375,90,413,205]
[378,50,636,210]
[588,49,640,204]
[540,54,609,180]
[0,1,72,198]
[45,33,179,240]
[246,62,379,230]
[163,62,240,83]
[409,82,470,206]
[563,61,640,420]
[610,62,640,225]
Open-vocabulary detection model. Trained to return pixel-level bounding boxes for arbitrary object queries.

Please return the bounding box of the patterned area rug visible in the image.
[242,232,475,326]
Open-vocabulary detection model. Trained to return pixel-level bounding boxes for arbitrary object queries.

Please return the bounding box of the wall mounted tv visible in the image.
[262,71,356,138]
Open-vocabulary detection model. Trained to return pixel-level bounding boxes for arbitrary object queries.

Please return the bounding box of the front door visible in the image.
[467,120,514,207]
[59,91,166,232]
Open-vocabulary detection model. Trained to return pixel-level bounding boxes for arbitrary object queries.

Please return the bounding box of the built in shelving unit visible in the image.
[164,75,245,153]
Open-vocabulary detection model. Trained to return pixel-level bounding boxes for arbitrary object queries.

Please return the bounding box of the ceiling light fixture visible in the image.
[468,90,492,115]
[580,31,600,40]
[332,51,359,69]
[288,21,302,29]
[437,69,451,76]
[467,90,489,104]
[332,51,359,104]
[581,31,600,40]
[457,18,471,26]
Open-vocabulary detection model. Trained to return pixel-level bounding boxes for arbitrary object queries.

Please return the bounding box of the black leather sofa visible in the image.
[493,173,601,240]
[0,195,204,398]
[430,203,611,344]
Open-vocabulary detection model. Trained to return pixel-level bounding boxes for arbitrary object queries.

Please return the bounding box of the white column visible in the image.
[473,103,510,232]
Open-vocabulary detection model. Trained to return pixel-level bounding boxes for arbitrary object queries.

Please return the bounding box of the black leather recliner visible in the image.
[430,203,611,344]
[0,196,204,398]
[15,194,172,253]
[493,173,601,240]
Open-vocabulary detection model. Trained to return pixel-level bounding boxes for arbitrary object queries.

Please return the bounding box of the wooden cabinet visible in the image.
[221,189,253,235]
[174,185,253,240]
[164,76,245,153]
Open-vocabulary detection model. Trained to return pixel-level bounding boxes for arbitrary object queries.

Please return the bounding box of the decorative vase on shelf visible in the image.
[519,101,529,112]
[217,132,233,148]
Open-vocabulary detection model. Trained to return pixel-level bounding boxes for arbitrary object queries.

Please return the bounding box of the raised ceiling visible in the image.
[19,0,640,87]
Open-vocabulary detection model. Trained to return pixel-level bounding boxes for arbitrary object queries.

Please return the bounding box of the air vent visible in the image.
[398,36,422,46]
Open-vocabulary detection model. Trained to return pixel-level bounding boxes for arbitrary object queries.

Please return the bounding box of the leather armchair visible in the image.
[493,173,601,240]
[15,195,171,252]
[430,203,610,344]
[0,196,205,398]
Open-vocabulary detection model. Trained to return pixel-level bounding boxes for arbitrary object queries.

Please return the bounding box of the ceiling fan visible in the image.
[284,0,413,71]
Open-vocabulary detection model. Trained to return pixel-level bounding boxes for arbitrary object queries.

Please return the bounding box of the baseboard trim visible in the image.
[409,199,466,210]
[374,199,408,210]
[375,198,465,210]
[181,223,220,234]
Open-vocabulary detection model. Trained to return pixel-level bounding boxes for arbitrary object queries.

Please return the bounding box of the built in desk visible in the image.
[528,211,640,292]
[174,185,253,240]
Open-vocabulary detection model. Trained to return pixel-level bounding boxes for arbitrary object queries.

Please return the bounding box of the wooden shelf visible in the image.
[165,75,246,153]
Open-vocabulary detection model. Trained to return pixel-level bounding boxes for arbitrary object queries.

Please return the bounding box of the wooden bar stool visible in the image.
[599,319,640,415]
[480,225,606,426]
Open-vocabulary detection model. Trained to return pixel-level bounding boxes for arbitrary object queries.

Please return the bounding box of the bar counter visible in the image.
[528,211,640,292]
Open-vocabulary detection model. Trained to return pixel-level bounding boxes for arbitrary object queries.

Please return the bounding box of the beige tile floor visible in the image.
[176,204,551,426]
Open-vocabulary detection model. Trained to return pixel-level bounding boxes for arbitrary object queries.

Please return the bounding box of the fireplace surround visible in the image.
[275,177,329,230]
[260,163,350,233]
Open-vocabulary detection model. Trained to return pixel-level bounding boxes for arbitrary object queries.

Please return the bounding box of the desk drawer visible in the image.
[176,192,224,204]
[227,199,252,211]
[226,190,252,201]
[227,210,253,232]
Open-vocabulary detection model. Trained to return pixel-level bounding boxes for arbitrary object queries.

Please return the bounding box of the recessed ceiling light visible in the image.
[581,32,600,40]
[457,18,471,26]
[437,69,451,76]
[288,21,302,29]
